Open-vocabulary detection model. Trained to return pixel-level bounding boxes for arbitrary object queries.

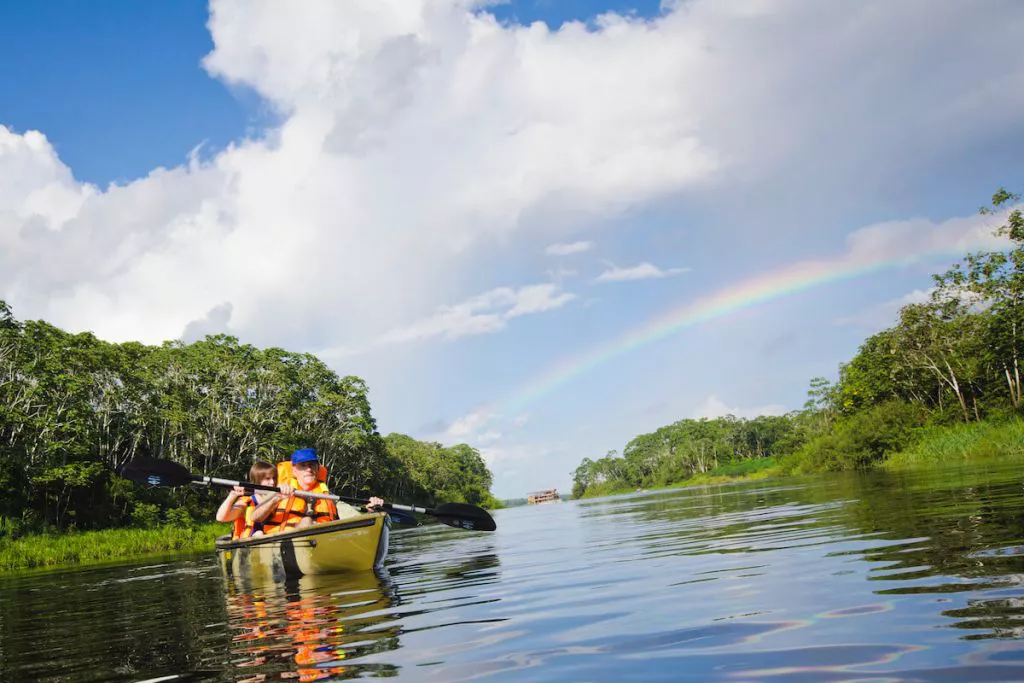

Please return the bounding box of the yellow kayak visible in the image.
[215,512,390,580]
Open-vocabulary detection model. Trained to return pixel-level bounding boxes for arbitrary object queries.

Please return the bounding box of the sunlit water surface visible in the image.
[5,462,1024,681]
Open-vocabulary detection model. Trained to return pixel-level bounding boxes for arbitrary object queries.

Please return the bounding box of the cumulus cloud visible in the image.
[594,262,690,283]
[834,288,934,331]
[545,240,593,256]
[545,266,578,282]
[843,212,1012,264]
[692,394,787,420]
[434,406,532,457]
[374,282,574,346]
[1,0,1021,372]
[446,407,495,438]
[181,302,234,342]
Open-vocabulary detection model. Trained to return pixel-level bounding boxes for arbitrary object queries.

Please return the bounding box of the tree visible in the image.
[933,188,1024,412]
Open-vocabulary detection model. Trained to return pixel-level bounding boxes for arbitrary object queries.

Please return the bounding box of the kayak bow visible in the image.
[216,511,390,579]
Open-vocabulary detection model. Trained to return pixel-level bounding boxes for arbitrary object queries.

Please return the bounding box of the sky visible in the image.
[1,0,1023,499]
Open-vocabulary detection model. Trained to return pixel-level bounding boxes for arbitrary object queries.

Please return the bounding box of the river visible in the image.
[4,461,1024,682]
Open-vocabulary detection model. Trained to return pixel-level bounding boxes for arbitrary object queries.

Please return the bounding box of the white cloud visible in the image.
[446,408,495,438]
[545,240,593,256]
[377,282,574,345]
[438,407,529,452]
[692,394,787,420]
[834,288,934,331]
[546,266,578,282]
[479,442,551,469]
[476,430,502,444]
[2,0,1022,480]
[316,282,574,358]
[843,212,1012,264]
[181,302,234,342]
[594,262,690,283]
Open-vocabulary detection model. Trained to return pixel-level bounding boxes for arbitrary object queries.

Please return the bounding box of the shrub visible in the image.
[164,506,194,529]
[130,502,161,529]
[788,401,927,473]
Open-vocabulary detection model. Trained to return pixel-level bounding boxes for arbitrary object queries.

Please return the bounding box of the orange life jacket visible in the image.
[231,492,288,539]
[274,461,339,530]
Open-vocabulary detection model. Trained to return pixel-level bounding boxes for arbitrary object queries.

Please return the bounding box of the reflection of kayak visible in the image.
[216,512,390,579]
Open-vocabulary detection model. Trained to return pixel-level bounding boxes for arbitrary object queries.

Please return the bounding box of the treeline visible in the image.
[573,188,1024,498]
[0,308,499,539]
[571,414,800,498]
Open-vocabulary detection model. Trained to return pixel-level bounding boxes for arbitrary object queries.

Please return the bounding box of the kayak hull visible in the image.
[215,512,390,579]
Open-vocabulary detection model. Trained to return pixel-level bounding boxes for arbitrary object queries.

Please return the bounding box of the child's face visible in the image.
[259,473,277,488]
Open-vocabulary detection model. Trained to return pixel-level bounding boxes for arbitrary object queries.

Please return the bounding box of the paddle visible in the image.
[120,456,497,532]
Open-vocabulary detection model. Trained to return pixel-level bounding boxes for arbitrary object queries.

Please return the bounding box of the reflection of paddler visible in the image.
[222,590,277,681]
[284,596,348,682]
[224,569,399,682]
[231,596,271,645]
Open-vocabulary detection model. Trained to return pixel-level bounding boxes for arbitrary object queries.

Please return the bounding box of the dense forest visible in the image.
[572,189,1024,498]
[0,311,499,539]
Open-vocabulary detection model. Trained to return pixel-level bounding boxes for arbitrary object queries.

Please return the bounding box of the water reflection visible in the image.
[222,569,403,681]
[574,463,1024,652]
[215,526,506,682]
[9,463,1024,681]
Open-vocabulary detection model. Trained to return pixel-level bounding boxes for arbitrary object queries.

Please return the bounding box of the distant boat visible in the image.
[527,488,562,505]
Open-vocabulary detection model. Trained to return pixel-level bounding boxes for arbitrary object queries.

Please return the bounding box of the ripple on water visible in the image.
[7,467,1024,680]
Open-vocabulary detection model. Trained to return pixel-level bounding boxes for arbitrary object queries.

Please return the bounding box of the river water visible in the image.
[4,462,1024,682]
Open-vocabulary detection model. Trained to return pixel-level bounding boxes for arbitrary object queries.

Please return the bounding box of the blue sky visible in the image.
[2,0,1022,498]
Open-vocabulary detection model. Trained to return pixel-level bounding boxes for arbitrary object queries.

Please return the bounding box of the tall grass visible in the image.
[579,458,779,498]
[679,458,778,487]
[884,419,1024,468]
[576,418,1024,500]
[0,523,227,573]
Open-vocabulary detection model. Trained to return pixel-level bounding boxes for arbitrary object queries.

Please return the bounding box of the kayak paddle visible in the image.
[120,456,497,532]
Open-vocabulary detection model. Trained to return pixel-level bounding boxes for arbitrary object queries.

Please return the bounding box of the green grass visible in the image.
[578,419,1024,500]
[578,458,779,499]
[0,523,227,573]
[681,457,779,487]
[884,418,1024,469]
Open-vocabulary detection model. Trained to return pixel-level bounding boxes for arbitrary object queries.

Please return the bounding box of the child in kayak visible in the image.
[215,460,293,538]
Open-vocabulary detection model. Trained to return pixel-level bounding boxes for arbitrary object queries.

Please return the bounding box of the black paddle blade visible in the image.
[120,456,196,488]
[385,509,420,527]
[431,502,497,532]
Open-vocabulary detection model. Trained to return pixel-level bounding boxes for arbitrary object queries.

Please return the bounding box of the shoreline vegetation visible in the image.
[2,302,501,576]
[576,417,1024,500]
[4,188,1022,573]
[572,188,1024,500]
[0,523,226,574]
[9,415,1022,573]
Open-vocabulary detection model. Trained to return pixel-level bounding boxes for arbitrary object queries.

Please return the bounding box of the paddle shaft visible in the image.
[119,455,495,530]
[195,475,432,515]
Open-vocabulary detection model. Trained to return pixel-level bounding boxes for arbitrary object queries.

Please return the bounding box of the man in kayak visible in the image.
[275,447,385,530]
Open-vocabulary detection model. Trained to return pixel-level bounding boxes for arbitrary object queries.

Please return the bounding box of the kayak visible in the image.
[215,511,390,579]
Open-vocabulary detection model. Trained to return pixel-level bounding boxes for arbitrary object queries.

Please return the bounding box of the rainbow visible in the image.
[494,229,1008,419]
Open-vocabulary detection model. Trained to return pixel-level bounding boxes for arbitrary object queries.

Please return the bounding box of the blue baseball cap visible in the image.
[291,448,319,465]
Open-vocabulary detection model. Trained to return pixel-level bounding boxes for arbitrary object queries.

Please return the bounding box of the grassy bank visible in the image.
[679,457,779,487]
[579,458,779,499]
[0,523,227,573]
[883,419,1024,469]
[578,418,1024,500]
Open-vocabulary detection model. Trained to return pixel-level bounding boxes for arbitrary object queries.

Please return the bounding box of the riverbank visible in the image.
[882,419,1024,469]
[0,523,226,573]
[578,418,1024,500]
[576,458,780,499]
